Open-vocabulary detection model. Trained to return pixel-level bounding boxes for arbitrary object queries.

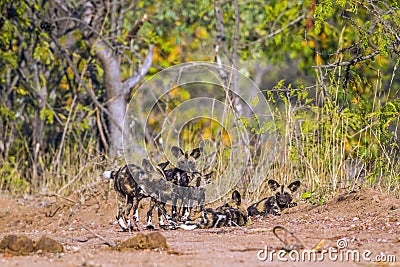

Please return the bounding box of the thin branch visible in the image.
[122,44,154,93]
[127,13,148,42]
[53,17,114,50]
[40,193,77,204]
[96,106,109,151]
[80,223,116,247]
[242,13,306,48]
[57,161,88,194]
[53,95,77,172]
[314,40,363,57]
[312,50,380,69]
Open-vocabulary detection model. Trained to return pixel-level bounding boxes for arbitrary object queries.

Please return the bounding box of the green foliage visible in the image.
[314,0,333,34]
[301,191,325,205]
[33,39,54,66]
[261,75,399,199]
[0,0,398,199]
[39,108,54,124]
[0,157,29,194]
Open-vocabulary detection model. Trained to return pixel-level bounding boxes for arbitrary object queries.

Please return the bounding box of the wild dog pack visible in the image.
[103,146,208,230]
[104,149,301,231]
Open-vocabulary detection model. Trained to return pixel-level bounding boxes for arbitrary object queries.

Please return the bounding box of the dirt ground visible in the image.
[0,182,399,267]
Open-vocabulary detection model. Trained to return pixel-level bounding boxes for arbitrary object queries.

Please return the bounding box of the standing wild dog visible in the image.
[247,179,301,216]
[163,146,204,221]
[187,171,213,216]
[144,159,212,228]
[179,190,248,230]
[140,159,175,229]
[103,160,175,231]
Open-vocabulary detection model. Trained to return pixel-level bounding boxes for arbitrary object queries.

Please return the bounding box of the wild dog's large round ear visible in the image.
[267,179,280,191]
[141,158,153,171]
[158,161,169,170]
[204,171,213,183]
[190,147,202,159]
[232,190,241,205]
[288,181,301,192]
[171,146,184,158]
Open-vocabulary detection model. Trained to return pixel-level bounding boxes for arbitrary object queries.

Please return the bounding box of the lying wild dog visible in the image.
[103,160,176,231]
[178,190,248,230]
[247,179,301,216]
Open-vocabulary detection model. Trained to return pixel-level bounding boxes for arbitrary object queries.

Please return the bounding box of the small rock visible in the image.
[116,232,168,251]
[0,235,35,255]
[34,236,64,253]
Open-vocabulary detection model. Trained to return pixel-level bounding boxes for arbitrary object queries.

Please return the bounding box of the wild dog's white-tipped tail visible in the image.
[177,224,199,230]
[102,170,113,179]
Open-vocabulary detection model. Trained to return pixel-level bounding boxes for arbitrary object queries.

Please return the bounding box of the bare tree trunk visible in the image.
[78,0,154,161]
[95,45,125,159]
[32,63,48,188]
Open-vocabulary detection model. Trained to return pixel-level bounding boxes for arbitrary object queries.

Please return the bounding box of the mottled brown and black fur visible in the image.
[179,190,248,230]
[103,160,175,231]
[247,179,301,216]
[162,146,206,221]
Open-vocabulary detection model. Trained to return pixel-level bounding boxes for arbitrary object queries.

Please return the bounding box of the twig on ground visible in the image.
[272,225,307,250]
[247,227,273,233]
[41,193,77,204]
[79,223,116,247]
[46,205,64,218]
[71,236,97,243]
[229,247,262,252]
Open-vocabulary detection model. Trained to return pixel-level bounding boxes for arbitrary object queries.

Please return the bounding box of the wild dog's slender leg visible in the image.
[271,196,281,216]
[192,186,205,213]
[171,194,178,220]
[146,198,156,230]
[124,196,134,231]
[181,198,190,221]
[116,193,129,231]
[157,206,165,226]
[198,190,205,212]
[156,202,176,229]
[147,199,176,230]
[132,197,140,222]
[189,199,194,215]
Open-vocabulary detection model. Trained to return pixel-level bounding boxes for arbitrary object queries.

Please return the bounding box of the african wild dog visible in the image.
[178,190,248,230]
[144,152,213,228]
[163,146,204,221]
[103,160,176,231]
[247,179,301,216]
[140,159,176,230]
[187,171,213,216]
